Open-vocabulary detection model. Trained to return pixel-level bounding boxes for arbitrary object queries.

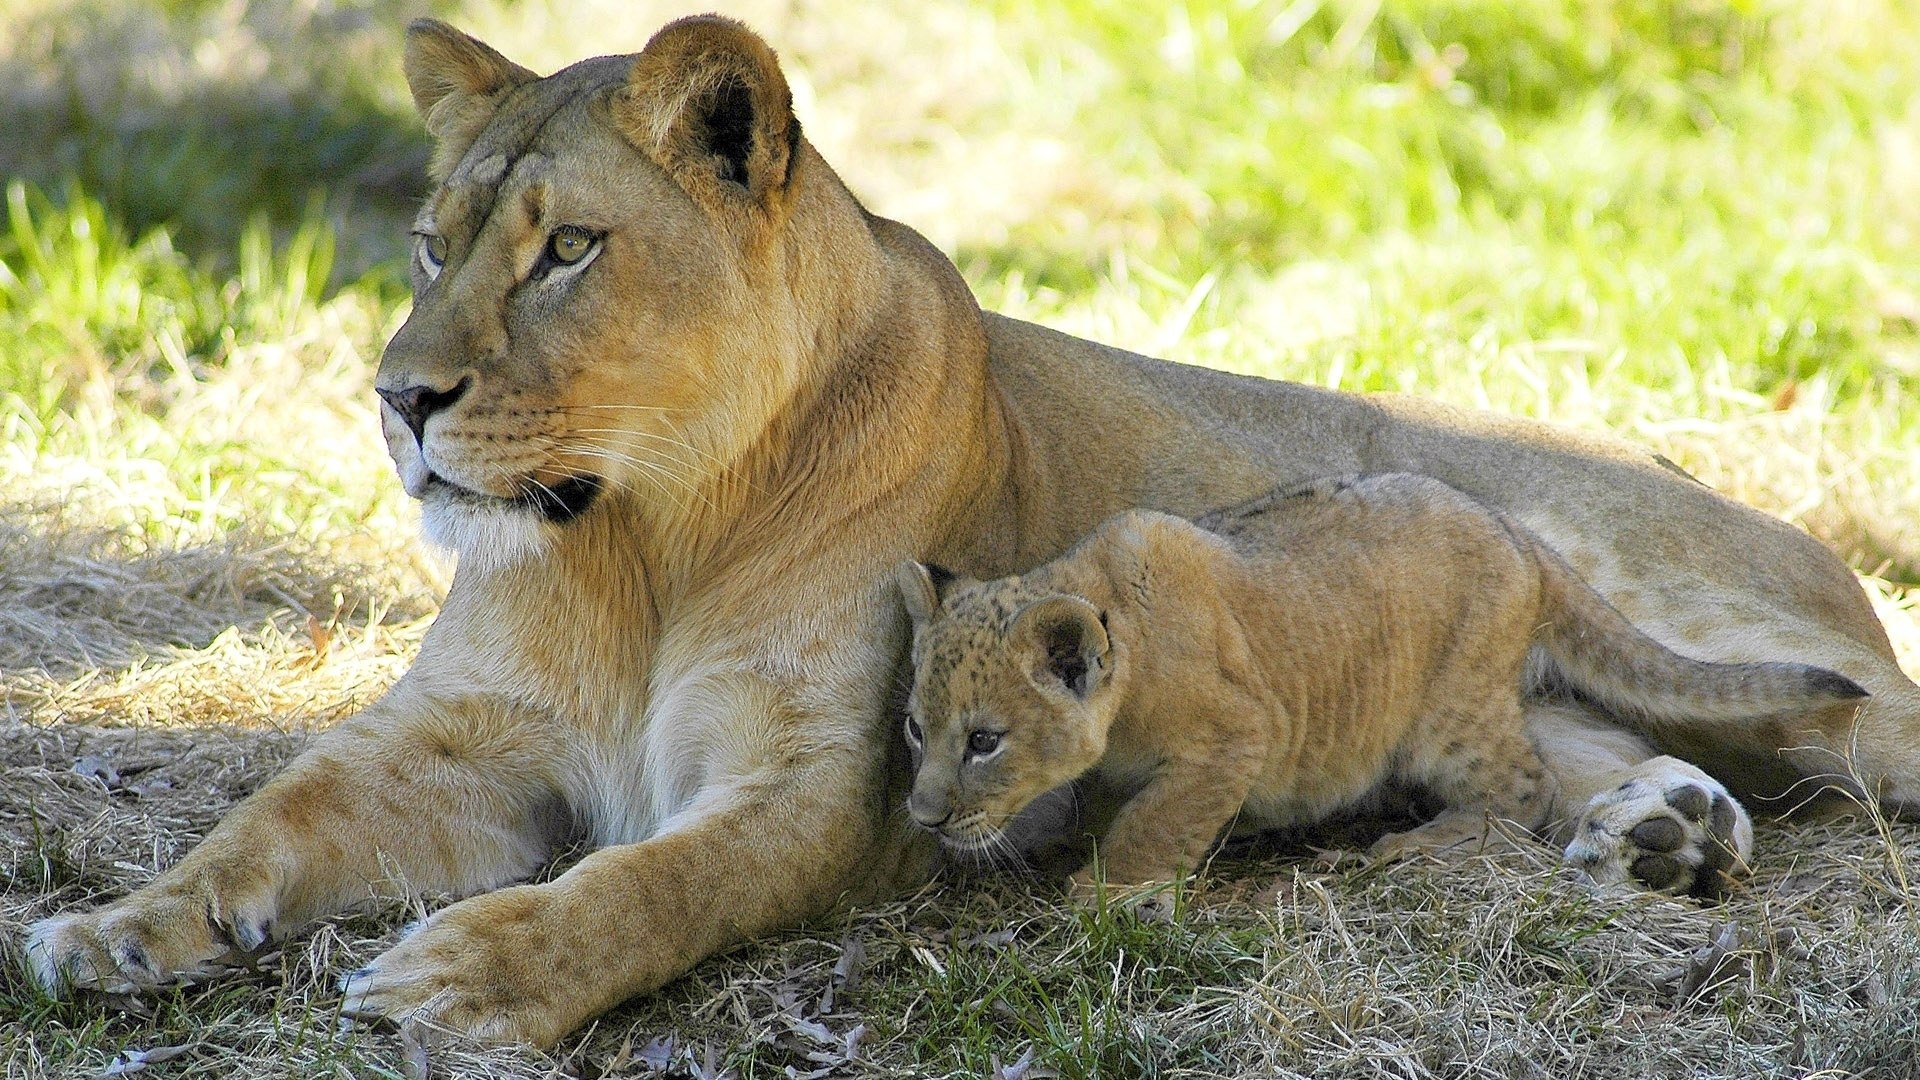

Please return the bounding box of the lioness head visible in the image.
[895,561,1120,854]
[376,16,866,570]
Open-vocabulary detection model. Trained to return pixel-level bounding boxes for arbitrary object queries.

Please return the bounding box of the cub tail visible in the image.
[1519,532,1868,724]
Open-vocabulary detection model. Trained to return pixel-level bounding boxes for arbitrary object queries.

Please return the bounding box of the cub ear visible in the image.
[896,561,959,626]
[613,15,798,207]
[403,20,538,182]
[1011,596,1111,700]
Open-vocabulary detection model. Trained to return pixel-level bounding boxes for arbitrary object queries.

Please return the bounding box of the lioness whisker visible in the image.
[552,445,716,513]
[560,432,725,484]
[567,427,738,474]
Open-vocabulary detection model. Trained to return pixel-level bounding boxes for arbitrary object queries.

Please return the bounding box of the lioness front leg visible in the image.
[26,686,568,994]
[338,666,877,1046]
[340,753,872,1045]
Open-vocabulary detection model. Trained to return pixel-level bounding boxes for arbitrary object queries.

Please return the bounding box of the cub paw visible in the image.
[25,881,276,995]
[1562,757,1752,899]
[339,884,587,1048]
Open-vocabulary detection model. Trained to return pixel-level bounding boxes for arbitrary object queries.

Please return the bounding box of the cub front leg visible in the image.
[1074,745,1264,890]
[25,686,567,995]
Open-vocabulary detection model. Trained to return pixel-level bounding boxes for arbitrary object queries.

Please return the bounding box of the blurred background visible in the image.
[2,0,1917,802]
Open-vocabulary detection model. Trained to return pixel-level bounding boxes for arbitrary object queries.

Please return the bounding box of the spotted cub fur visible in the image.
[898,474,1866,888]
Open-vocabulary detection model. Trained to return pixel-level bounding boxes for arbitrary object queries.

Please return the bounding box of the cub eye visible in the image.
[547,226,597,266]
[904,715,924,746]
[967,730,1002,756]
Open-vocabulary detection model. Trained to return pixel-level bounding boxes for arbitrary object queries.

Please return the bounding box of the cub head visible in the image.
[895,560,1119,855]
[377,16,844,570]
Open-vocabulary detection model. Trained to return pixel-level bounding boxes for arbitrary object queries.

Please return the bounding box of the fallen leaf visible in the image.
[101,993,154,1020]
[1250,874,1299,909]
[636,1035,678,1073]
[399,1024,433,1080]
[306,614,332,659]
[842,1023,867,1060]
[126,778,173,798]
[912,945,947,976]
[770,978,812,1021]
[98,1044,191,1077]
[690,1041,737,1080]
[1670,922,1746,1003]
[991,1046,1036,1080]
[1310,846,1369,870]
[781,1014,838,1046]
[960,927,1018,949]
[829,932,866,995]
[74,754,120,787]
[1859,972,1890,1008]
[603,1034,633,1071]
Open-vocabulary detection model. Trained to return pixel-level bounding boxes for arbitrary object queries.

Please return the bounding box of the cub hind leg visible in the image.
[1369,695,1560,862]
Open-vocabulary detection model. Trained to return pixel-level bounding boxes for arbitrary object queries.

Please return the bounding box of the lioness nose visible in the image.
[377,378,470,448]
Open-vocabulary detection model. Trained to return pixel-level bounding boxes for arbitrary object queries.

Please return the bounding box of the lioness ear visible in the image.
[404,20,537,182]
[1012,596,1111,700]
[614,15,798,206]
[897,561,959,626]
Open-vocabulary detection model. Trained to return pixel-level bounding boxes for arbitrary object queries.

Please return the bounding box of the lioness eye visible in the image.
[967,730,1001,756]
[417,232,448,273]
[904,715,924,746]
[547,226,595,265]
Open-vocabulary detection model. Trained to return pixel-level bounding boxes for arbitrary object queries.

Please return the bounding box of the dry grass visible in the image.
[4,0,1920,1076]
[5,755,1916,1078]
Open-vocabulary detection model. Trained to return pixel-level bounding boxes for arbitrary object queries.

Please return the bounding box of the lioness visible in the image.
[24,16,1920,1046]
[896,474,1868,894]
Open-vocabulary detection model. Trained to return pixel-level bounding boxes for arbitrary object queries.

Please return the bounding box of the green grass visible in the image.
[3,0,1919,1077]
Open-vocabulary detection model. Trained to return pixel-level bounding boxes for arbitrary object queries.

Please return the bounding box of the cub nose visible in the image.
[908,789,952,829]
[377,378,470,448]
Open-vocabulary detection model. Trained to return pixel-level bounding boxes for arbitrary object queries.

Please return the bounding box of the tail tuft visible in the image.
[1806,669,1870,701]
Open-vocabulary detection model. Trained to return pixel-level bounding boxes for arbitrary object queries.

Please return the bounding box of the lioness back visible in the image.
[898,473,1866,886]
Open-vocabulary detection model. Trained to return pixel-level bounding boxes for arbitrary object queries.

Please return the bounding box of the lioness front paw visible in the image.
[340,884,593,1048]
[25,877,277,995]
[1562,758,1752,899]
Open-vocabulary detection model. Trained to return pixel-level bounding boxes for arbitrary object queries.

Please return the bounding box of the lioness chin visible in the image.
[22,14,1920,1048]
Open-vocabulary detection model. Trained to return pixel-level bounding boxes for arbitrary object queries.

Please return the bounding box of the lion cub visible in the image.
[897,474,1867,886]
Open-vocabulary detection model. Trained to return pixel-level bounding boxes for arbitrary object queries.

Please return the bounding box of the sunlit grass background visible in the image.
[3,1,1917,1077]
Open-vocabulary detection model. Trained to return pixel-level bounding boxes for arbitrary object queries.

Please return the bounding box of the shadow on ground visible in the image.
[0,0,432,279]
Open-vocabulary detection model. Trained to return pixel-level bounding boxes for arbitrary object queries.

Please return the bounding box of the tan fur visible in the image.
[897,475,1866,888]
[23,17,1920,1046]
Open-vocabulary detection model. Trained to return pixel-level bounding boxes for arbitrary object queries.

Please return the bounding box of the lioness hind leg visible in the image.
[1529,700,1753,899]
[1370,698,1558,862]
